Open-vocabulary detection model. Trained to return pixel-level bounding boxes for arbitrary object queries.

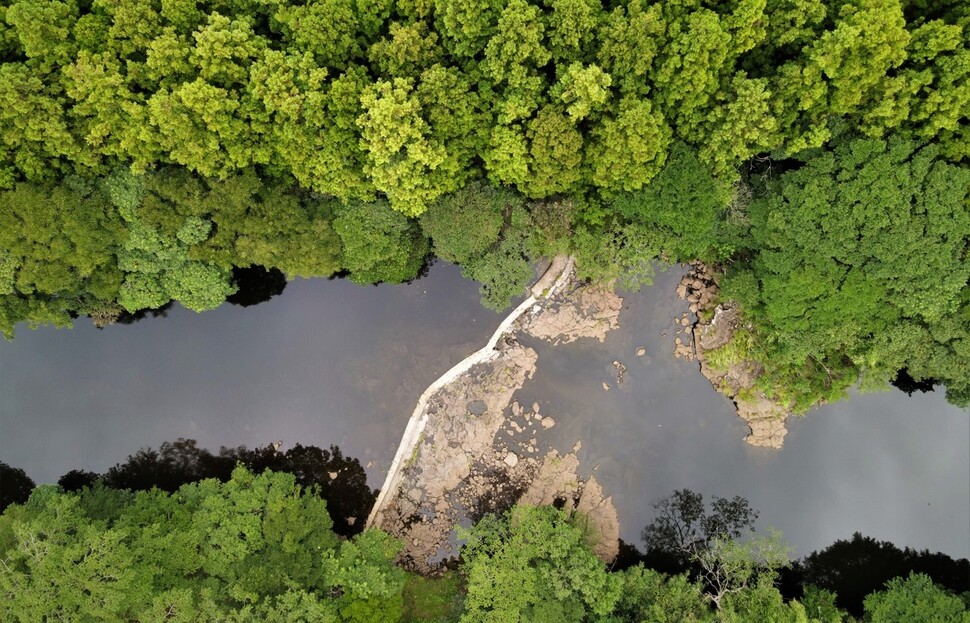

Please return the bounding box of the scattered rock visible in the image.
[467,400,488,415]
[504,452,519,468]
[611,360,627,385]
[602,382,610,391]
[532,401,541,413]
[636,347,646,357]
[541,417,556,429]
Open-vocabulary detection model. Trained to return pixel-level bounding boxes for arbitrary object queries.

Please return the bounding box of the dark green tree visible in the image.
[721,137,970,408]
[333,198,430,284]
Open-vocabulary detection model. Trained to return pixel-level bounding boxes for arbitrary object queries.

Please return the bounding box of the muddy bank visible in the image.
[369,264,623,572]
[677,264,791,448]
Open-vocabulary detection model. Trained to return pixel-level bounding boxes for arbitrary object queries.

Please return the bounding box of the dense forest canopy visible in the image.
[1,0,968,410]
[2,469,968,622]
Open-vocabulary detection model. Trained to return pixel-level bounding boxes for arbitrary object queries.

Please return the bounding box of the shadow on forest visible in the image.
[890,368,938,395]
[55,439,376,537]
[226,265,287,307]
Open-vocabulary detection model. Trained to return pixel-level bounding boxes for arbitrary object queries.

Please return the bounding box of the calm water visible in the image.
[0,263,505,485]
[1,263,967,558]
[515,268,970,558]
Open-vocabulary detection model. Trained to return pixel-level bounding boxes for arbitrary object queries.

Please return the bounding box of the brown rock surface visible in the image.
[518,277,623,344]
[680,264,792,449]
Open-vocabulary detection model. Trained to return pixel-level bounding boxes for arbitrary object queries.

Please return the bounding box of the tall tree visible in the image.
[863,573,969,623]
[459,505,621,622]
[333,198,429,284]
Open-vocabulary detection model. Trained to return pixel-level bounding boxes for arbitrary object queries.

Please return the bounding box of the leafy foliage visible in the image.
[793,532,970,617]
[458,505,622,622]
[719,137,970,410]
[0,0,968,410]
[3,477,966,622]
[85,438,377,537]
[334,198,430,284]
[863,573,969,623]
[0,468,404,622]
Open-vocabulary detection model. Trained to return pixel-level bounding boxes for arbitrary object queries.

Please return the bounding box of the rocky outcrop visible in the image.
[680,264,792,449]
[517,279,623,344]
[519,451,619,563]
[369,259,621,573]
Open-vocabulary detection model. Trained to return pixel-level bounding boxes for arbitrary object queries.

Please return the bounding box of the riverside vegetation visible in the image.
[1,0,968,414]
[2,449,969,622]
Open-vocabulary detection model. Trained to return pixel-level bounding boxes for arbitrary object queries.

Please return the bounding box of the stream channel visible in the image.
[2,262,967,559]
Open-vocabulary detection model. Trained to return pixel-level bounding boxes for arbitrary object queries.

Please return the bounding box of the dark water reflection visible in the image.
[514,267,970,558]
[1,263,967,559]
[1,263,504,486]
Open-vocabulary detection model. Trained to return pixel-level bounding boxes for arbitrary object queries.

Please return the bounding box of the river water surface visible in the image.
[2,263,967,559]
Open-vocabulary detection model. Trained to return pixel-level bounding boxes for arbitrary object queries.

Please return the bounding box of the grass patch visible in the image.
[401,571,463,623]
[705,327,756,372]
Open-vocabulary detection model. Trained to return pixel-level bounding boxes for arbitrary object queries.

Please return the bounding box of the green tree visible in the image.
[249,56,374,201]
[520,105,583,198]
[460,203,534,310]
[357,78,456,215]
[333,198,429,284]
[4,0,79,71]
[433,0,505,59]
[608,566,712,623]
[420,181,512,265]
[0,180,125,336]
[595,0,665,96]
[368,20,444,78]
[459,505,621,623]
[553,62,612,122]
[693,531,793,610]
[806,0,910,118]
[718,575,833,622]
[544,0,601,63]
[0,486,149,622]
[652,8,732,138]
[0,62,87,183]
[586,95,671,193]
[483,0,551,126]
[609,143,729,262]
[62,50,154,163]
[0,468,407,622]
[272,0,368,69]
[863,573,969,623]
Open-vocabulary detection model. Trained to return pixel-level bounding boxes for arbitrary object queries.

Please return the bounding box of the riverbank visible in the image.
[368,258,624,572]
[677,264,792,448]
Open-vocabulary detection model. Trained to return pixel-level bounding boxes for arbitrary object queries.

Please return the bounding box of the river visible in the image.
[1,263,967,559]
